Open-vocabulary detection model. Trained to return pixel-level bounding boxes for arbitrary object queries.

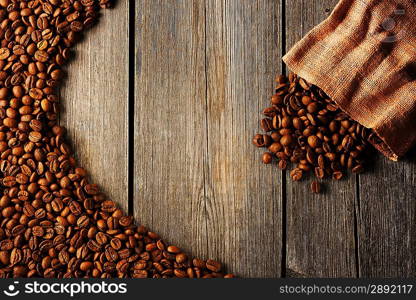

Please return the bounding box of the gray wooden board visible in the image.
[285,0,357,277]
[60,0,129,212]
[358,153,416,277]
[134,0,282,277]
[134,0,209,267]
[204,0,283,278]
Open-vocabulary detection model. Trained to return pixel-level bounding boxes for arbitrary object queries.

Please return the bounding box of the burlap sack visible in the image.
[283,0,416,161]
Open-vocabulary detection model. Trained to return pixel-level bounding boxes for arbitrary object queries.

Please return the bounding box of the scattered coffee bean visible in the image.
[262,152,273,164]
[310,181,321,194]
[254,73,376,192]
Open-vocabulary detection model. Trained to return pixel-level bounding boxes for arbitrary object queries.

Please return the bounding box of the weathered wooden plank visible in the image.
[358,153,416,277]
[204,0,282,277]
[135,0,282,277]
[60,1,129,212]
[285,0,357,277]
[133,0,209,262]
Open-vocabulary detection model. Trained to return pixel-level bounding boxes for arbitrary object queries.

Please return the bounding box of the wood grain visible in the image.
[358,152,416,277]
[134,0,282,277]
[284,0,357,277]
[133,0,209,264]
[60,0,129,212]
[204,0,282,277]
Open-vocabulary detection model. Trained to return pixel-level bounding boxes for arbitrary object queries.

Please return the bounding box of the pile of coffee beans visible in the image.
[0,0,232,278]
[253,73,377,193]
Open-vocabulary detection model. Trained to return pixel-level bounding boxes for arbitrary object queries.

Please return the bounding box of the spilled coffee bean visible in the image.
[253,73,378,193]
[310,180,321,194]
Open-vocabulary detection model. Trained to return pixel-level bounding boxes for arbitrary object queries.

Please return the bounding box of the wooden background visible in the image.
[61,0,415,278]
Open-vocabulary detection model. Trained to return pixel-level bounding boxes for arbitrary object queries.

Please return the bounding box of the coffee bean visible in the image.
[271,94,283,105]
[167,245,181,254]
[352,164,364,173]
[106,247,120,262]
[262,152,273,164]
[307,135,321,148]
[310,181,321,194]
[268,142,282,153]
[29,131,42,143]
[290,168,303,181]
[173,269,187,278]
[253,134,271,148]
[206,259,222,272]
[176,253,188,264]
[34,50,49,62]
[280,135,293,146]
[95,232,108,245]
[32,226,44,237]
[261,118,273,132]
[0,48,10,60]
[80,261,93,272]
[107,238,120,251]
[278,159,287,170]
[332,171,344,180]
[85,184,99,195]
[87,240,101,253]
[314,167,325,179]
[253,73,372,193]
[10,248,23,266]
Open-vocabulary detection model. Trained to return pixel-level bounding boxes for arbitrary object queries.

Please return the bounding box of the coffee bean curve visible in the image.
[0,0,233,278]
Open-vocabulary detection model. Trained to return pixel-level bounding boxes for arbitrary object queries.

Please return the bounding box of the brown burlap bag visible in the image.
[283,0,416,161]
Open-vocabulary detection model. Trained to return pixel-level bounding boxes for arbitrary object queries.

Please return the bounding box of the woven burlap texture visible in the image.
[283,0,416,161]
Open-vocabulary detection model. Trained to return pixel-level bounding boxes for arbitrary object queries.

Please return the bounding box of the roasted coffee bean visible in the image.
[332,171,344,180]
[261,118,273,132]
[262,152,273,164]
[96,232,108,245]
[310,181,322,194]
[86,239,101,253]
[307,135,321,148]
[290,168,303,181]
[278,159,288,170]
[253,73,372,192]
[110,238,122,250]
[206,259,222,272]
[0,0,232,279]
[167,245,181,254]
[352,164,364,174]
[268,142,282,153]
[176,253,188,264]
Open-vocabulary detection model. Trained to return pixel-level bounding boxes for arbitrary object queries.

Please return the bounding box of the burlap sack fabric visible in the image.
[283,0,416,161]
